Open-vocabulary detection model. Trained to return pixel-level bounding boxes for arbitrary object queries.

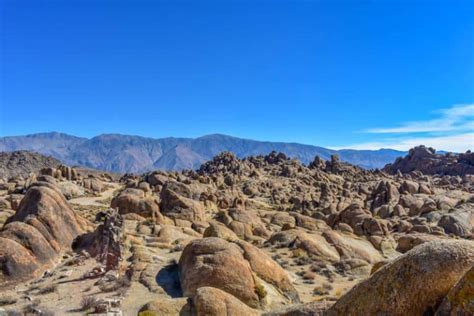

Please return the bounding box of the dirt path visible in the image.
[70,182,122,207]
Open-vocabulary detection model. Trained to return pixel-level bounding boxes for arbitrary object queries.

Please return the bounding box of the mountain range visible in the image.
[0,132,406,173]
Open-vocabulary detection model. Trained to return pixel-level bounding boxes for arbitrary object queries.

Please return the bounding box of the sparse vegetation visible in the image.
[98,275,131,293]
[80,295,99,311]
[255,283,267,299]
[0,296,17,306]
[37,284,57,295]
[23,303,54,316]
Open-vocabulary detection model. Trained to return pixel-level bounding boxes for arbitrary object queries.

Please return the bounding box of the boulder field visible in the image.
[0,148,472,315]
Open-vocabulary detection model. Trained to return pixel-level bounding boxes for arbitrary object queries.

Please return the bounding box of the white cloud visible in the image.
[335,104,474,152]
[333,133,474,153]
[366,104,474,134]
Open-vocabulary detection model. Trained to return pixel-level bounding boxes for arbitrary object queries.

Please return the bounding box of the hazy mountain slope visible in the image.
[337,149,406,170]
[189,134,336,163]
[0,132,86,161]
[0,151,61,179]
[154,144,207,170]
[0,132,406,173]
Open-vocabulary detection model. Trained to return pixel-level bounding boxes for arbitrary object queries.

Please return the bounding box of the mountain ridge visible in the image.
[0,132,406,173]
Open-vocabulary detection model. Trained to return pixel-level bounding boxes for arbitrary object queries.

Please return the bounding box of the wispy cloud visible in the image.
[366,104,474,134]
[336,104,474,152]
[335,133,474,153]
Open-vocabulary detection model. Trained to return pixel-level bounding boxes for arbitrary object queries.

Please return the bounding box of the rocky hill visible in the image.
[0,132,405,172]
[384,145,474,176]
[0,150,472,314]
[0,151,61,179]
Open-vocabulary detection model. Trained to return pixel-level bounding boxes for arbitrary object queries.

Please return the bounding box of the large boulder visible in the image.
[322,230,383,264]
[371,180,400,209]
[179,237,298,309]
[139,297,191,316]
[0,182,88,285]
[326,240,474,315]
[235,240,299,303]
[203,221,239,241]
[179,237,261,308]
[396,233,443,253]
[327,204,388,237]
[82,177,107,192]
[268,229,340,263]
[193,287,260,316]
[160,181,206,221]
[5,182,87,248]
[435,266,474,315]
[111,188,161,219]
[437,203,473,237]
[384,146,474,176]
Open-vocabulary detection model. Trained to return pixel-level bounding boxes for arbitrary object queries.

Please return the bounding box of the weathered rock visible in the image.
[179,237,260,308]
[82,177,107,192]
[322,230,382,264]
[160,181,205,221]
[139,297,191,316]
[437,203,473,237]
[111,188,161,219]
[203,221,239,241]
[396,233,443,253]
[400,180,420,194]
[327,240,474,316]
[435,266,474,316]
[73,209,123,271]
[268,229,340,262]
[193,287,260,316]
[384,146,474,176]
[0,182,88,284]
[371,180,400,209]
[235,240,299,303]
[262,301,330,316]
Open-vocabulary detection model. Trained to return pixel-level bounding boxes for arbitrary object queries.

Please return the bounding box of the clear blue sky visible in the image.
[1,0,473,151]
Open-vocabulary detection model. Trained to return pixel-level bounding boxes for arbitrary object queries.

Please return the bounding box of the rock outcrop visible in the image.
[0,182,88,285]
[111,188,161,219]
[73,209,123,271]
[193,287,260,316]
[435,266,474,315]
[327,240,474,315]
[0,151,61,179]
[384,145,474,176]
[179,237,261,308]
[179,237,298,309]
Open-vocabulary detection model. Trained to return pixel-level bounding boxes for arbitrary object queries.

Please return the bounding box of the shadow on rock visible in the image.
[156,263,182,298]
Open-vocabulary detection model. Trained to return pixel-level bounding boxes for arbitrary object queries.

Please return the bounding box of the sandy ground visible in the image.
[69,183,121,207]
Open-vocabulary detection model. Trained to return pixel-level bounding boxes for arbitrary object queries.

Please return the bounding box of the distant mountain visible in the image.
[0,132,406,173]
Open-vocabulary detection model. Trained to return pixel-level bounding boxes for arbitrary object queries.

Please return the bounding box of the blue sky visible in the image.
[1,0,473,151]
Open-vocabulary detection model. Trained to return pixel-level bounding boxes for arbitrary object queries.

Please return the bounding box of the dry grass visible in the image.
[37,284,57,295]
[80,295,99,311]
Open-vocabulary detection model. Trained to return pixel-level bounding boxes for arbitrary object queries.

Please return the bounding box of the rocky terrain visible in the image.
[0,147,472,315]
[384,145,474,176]
[0,151,61,179]
[0,132,405,172]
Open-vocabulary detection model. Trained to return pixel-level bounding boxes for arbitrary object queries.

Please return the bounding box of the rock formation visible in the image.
[0,182,89,285]
[384,145,474,176]
[0,151,61,179]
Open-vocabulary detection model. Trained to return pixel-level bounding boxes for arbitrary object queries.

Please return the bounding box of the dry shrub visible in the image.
[37,284,57,295]
[80,296,99,311]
